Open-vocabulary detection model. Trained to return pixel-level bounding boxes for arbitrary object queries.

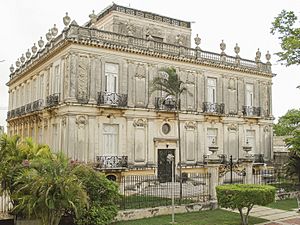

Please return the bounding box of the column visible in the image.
[207,162,220,201]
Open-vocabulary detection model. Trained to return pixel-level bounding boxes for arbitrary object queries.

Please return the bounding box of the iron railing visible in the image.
[119,172,211,210]
[242,106,261,117]
[203,102,225,114]
[25,103,33,113]
[97,92,128,107]
[20,106,26,115]
[32,99,44,111]
[154,97,179,111]
[96,156,128,169]
[46,93,60,107]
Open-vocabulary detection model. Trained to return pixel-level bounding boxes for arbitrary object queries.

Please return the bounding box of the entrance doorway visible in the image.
[158,149,175,182]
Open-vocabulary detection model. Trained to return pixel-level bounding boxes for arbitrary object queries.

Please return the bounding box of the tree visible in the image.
[273,109,300,136]
[13,152,88,225]
[0,134,51,202]
[151,67,188,201]
[216,184,275,225]
[271,10,300,66]
[73,164,120,225]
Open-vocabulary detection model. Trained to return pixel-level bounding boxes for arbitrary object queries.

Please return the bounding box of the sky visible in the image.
[0,0,299,130]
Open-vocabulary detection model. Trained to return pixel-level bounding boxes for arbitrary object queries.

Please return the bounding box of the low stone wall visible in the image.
[115,201,217,221]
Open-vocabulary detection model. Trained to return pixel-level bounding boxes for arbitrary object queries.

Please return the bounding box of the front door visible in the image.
[158,149,175,182]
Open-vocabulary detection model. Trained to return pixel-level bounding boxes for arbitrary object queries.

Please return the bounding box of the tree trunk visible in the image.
[238,208,248,225]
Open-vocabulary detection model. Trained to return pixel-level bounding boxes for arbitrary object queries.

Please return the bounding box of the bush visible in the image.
[216,184,275,225]
[73,164,120,225]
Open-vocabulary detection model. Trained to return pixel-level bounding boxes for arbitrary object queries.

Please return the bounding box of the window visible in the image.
[207,78,217,103]
[40,74,44,99]
[102,124,119,155]
[246,130,255,153]
[246,83,254,106]
[207,128,217,146]
[104,63,118,93]
[54,65,60,94]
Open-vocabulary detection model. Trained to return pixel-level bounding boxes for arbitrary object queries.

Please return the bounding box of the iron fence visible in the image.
[242,106,261,117]
[202,102,225,114]
[119,172,211,210]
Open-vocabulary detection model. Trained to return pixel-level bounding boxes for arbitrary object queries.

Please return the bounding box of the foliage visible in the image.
[150,67,187,102]
[273,109,300,136]
[0,134,51,199]
[216,184,275,225]
[271,10,300,66]
[13,152,88,225]
[73,164,120,225]
[111,209,267,225]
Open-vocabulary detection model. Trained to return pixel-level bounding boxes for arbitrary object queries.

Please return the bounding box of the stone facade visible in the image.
[6,4,273,178]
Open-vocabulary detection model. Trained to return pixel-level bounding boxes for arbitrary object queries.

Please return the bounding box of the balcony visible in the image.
[46,93,60,108]
[97,92,128,107]
[32,99,44,111]
[96,156,128,169]
[25,103,33,113]
[203,102,225,114]
[154,97,178,111]
[242,106,261,117]
[20,106,26,115]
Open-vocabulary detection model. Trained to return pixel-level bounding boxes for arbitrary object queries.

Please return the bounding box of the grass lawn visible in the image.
[267,198,298,211]
[118,195,195,210]
[111,209,268,225]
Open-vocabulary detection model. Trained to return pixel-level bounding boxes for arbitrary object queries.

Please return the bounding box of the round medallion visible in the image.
[162,123,171,135]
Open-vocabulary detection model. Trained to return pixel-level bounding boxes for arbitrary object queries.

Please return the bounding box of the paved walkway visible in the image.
[227,205,300,225]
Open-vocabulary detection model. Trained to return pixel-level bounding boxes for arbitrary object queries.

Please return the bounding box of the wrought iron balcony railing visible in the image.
[97,92,128,107]
[203,102,225,114]
[15,107,21,117]
[242,106,261,117]
[96,156,128,169]
[20,106,26,115]
[32,99,44,111]
[154,97,179,111]
[25,103,33,114]
[46,93,60,107]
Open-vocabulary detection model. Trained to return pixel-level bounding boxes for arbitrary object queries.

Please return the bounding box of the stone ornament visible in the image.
[265,51,271,62]
[31,43,37,54]
[15,59,21,67]
[76,115,88,128]
[46,29,52,42]
[26,49,31,59]
[20,54,25,63]
[264,125,270,132]
[135,64,146,79]
[10,64,14,73]
[176,34,183,46]
[63,12,71,28]
[220,40,226,54]
[255,48,261,62]
[234,43,240,57]
[227,123,238,131]
[184,121,197,130]
[38,37,44,48]
[61,116,67,126]
[51,24,58,37]
[194,34,201,50]
[89,10,97,25]
[133,118,147,127]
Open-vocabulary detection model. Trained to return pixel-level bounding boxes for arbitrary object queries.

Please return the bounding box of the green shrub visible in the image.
[216,184,275,225]
[73,164,120,225]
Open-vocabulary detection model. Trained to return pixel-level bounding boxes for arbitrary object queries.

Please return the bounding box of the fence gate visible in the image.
[158,149,175,182]
[219,156,246,184]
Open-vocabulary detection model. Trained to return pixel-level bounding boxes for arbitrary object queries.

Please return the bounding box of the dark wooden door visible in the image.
[158,149,175,182]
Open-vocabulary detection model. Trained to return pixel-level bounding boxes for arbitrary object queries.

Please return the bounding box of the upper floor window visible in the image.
[104,63,118,93]
[102,124,119,155]
[246,83,254,106]
[54,65,60,94]
[207,78,217,103]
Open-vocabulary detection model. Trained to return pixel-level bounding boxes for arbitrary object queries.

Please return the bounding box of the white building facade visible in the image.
[6,4,274,178]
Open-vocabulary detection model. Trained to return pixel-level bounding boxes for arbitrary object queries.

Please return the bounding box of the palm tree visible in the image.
[13,152,88,225]
[151,67,187,201]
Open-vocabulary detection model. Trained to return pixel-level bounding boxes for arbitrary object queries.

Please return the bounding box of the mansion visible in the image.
[6,4,274,179]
